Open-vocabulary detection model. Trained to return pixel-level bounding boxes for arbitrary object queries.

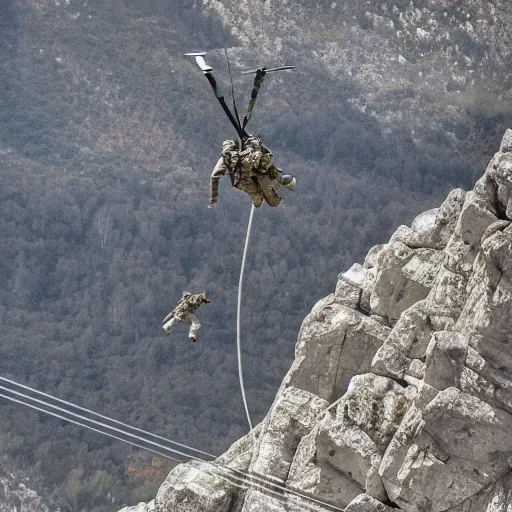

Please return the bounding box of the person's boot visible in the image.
[281,175,296,190]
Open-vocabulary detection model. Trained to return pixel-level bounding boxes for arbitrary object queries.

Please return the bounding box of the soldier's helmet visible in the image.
[222,139,237,151]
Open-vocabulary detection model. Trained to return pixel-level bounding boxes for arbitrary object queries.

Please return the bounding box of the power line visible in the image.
[209,463,345,512]
[0,390,184,464]
[0,376,214,458]
[204,462,343,512]
[0,384,201,462]
[0,377,344,511]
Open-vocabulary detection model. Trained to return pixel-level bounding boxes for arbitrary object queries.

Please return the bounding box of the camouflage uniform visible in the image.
[209,137,293,208]
[162,292,211,341]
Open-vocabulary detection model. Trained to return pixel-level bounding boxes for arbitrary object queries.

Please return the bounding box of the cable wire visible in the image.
[0,386,340,510]
[0,390,184,464]
[237,204,255,430]
[209,463,345,512]
[0,384,204,462]
[204,462,343,511]
[0,375,214,459]
[0,377,345,511]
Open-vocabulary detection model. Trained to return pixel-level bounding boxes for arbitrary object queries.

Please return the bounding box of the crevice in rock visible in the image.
[283,421,305,482]
[447,467,512,511]
[426,314,434,332]
[353,286,372,316]
[497,206,509,221]
[227,488,246,512]
[382,314,394,328]
[491,181,508,221]
[394,378,409,388]
[330,331,347,404]
[355,304,371,317]
[357,287,363,310]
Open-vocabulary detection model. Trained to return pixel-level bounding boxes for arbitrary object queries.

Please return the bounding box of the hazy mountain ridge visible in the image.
[204,0,512,120]
[202,0,512,191]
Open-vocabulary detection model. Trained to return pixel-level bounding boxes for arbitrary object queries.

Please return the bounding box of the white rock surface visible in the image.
[345,493,397,512]
[153,463,234,512]
[423,331,469,390]
[0,470,57,512]
[287,374,412,506]
[118,502,155,512]
[284,296,390,402]
[250,386,328,480]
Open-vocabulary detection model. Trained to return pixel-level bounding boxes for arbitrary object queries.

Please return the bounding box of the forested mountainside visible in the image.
[0,0,511,510]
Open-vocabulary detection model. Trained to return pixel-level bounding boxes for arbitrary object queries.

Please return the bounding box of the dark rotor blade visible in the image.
[184,52,247,139]
[241,65,295,75]
[204,73,247,140]
[241,65,295,131]
[242,68,266,131]
[224,47,242,136]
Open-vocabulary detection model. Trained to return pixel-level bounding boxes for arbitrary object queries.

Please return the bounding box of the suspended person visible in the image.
[183,53,296,207]
[208,135,296,208]
[162,292,211,342]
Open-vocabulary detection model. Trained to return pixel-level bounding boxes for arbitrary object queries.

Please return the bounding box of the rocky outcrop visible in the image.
[0,468,56,512]
[123,130,512,511]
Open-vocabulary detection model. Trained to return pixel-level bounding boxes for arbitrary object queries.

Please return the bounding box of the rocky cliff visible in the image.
[120,130,512,512]
[0,467,56,512]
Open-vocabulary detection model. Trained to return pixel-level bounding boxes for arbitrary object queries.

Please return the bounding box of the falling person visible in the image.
[162,292,211,342]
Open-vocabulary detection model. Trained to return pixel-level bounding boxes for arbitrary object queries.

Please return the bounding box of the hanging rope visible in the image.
[237,204,255,430]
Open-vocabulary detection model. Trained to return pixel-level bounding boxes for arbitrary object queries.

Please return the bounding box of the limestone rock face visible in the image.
[123,131,512,512]
[380,388,512,512]
[118,502,155,512]
[249,386,329,481]
[283,294,390,402]
[0,468,56,512]
[286,374,412,506]
[153,463,235,512]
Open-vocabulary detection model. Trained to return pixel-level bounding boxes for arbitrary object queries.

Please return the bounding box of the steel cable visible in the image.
[0,377,345,511]
[0,375,214,458]
[0,390,184,463]
[236,204,255,430]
